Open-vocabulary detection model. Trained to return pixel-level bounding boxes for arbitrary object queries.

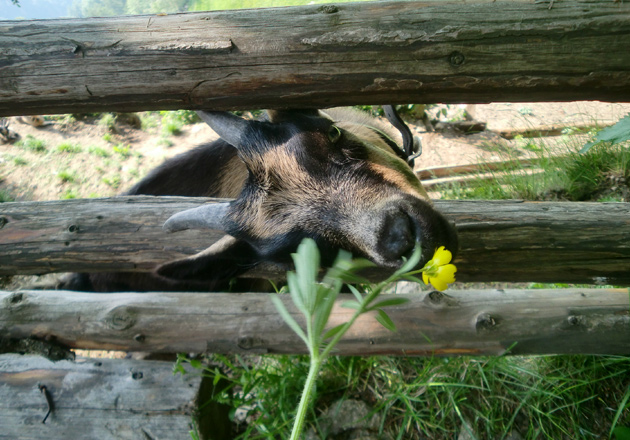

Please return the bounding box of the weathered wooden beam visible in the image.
[1,0,629,116]
[0,353,224,440]
[2,197,630,285]
[1,288,628,356]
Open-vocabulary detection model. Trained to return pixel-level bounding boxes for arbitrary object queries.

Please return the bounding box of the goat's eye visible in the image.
[328,125,341,143]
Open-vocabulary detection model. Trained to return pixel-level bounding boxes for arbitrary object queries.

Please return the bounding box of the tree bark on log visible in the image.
[1,288,628,356]
[1,0,629,117]
[0,354,224,440]
[2,197,630,285]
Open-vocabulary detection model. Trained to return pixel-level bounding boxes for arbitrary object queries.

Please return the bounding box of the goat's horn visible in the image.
[163,202,230,232]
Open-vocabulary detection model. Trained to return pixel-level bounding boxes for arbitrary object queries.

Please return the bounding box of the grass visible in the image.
[0,188,15,203]
[185,353,630,440]
[112,143,132,158]
[57,169,77,183]
[102,174,121,189]
[98,113,117,132]
[88,145,111,158]
[56,142,83,154]
[60,189,79,199]
[16,135,47,153]
[441,134,630,203]
[160,110,199,136]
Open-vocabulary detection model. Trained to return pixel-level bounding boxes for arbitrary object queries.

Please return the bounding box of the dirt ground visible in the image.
[2,101,629,204]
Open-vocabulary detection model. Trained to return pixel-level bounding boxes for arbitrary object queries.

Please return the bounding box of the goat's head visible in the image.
[157,109,457,285]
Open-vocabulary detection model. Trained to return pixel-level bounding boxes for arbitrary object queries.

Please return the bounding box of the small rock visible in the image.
[457,419,478,440]
[324,399,380,434]
[503,431,524,440]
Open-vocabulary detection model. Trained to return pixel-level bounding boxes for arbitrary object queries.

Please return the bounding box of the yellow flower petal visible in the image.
[436,264,457,284]
[430,277,448,291]
[432,246,452,266]
[422,271,430,286]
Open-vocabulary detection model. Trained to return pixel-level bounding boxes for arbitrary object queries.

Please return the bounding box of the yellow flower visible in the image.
[421,246,457,291]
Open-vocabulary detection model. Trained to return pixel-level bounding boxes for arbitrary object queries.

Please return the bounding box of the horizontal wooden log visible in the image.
[2,197,630,285]
[0,354,220,440]
[1,0,629,116]
[1,288,628,355]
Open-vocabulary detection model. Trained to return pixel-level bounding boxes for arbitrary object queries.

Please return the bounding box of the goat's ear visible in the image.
[155,235,257,283]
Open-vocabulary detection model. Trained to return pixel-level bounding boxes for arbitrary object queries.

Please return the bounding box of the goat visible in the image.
[61,107,458,292]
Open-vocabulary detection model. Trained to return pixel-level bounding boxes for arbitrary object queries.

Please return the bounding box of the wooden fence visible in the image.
[1,1,630,438]
[1,0,629,116]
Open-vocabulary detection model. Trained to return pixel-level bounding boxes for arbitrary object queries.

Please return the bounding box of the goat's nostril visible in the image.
[379,213,415,261]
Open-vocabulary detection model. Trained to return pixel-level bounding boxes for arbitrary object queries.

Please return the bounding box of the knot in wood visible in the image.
[106,307,137,331]
[318,4,339,13]
[6,292,24,305]
[449,51,465,67]
[566,315,584,327]
[475,313,499,333]
[4,292,26,310]
[0,216,7,229]
[425,290,459,307]
[237,336,265,350]
[67,224,79,233]
[428,290,446,304]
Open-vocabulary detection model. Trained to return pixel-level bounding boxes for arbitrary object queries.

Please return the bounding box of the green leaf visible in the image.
[326,257,374,284]
[287,271,308,316]
[213,372,222,386]
[581,113,630,153]
[313,286,339,338]
[366,297,410,311]
[292,238,320,313]
[189,359,203,370]
[323,323,346,341]
[173,363,186,375]
[341,300,362,310]
[613,427,630,440]
[270,294,309,345]
[395,244,423,276]
[347,284,364,303]
[375,309,397,332]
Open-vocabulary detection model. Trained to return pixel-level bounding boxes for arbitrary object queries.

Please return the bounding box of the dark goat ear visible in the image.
[196,111,251,148]
[155,235,258,283]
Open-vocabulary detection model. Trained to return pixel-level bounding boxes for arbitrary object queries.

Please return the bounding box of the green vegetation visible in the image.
[0,188,16,203]
[112,143,132,158]
[102,174,121,189]
[582,113,630,153]
[57,169,78,183]
[157,137,174,148]
[13,157,28,166]
[60,189,79,199]
[269,239,424,440]
[160,110,199,136]
[98,113,117,133]
[88,145,111,157]
[442,134,630,203]
[181,352,630,440]
[56,142,83,154]
[16,135,47,153]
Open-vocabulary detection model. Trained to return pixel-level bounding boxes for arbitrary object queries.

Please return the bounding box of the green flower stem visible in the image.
[289,285,385,440]
[290,354,323,440]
